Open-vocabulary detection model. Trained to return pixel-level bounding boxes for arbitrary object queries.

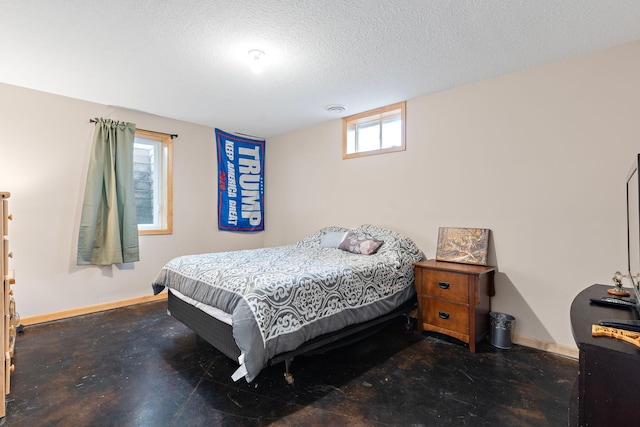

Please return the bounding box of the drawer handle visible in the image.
[438,281,450,290]
[438,311,450,320]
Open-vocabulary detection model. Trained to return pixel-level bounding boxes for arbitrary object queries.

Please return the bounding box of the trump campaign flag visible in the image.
[216,129,265,232]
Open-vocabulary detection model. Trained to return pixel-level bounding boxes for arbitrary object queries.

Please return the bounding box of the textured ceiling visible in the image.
[1,1,640,138]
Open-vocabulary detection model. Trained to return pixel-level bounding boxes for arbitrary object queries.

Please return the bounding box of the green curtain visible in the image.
[77,118,140,265]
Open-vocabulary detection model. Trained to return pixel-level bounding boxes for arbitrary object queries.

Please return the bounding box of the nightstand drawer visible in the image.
[423,298,469,334]
[421,270,469,304]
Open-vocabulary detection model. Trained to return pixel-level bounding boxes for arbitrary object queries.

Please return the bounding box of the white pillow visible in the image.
[320,231,347,248]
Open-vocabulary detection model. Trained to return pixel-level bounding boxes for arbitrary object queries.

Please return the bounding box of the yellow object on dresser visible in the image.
[0,192,15,418]
[414,259,495,352]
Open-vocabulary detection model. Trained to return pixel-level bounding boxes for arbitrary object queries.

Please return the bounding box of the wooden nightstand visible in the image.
[414,259,495,352]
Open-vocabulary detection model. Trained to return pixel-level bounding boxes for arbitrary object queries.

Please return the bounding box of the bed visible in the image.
[152,224,425,383]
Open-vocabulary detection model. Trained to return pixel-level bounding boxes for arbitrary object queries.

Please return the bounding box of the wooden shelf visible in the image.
[1,192,13,418]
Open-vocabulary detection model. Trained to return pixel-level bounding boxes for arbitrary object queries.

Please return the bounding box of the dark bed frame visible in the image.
[167,290,416,383]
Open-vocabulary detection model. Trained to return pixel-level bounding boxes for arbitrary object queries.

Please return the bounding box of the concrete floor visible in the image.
[3,300,577,426]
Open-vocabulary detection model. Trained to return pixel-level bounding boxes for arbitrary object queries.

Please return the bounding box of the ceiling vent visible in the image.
[326,104,347,113]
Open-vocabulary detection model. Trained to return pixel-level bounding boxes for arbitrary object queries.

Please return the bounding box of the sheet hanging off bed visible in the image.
[152,224,424,382]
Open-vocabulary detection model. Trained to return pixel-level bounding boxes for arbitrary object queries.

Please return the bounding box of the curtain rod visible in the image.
[89,119,178,139]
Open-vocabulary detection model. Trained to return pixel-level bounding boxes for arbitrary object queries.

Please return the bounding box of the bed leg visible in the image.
[404,313,413,331]
[283,358,294,385]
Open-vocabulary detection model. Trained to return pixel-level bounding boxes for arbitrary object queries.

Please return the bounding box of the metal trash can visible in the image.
[489,312,515,349]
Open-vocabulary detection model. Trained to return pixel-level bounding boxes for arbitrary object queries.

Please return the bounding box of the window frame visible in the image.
[134,129,173,235]
[342,101,406,159]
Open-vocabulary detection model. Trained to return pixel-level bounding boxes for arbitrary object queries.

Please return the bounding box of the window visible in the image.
[133,129,173,235]
[343,101,406,159]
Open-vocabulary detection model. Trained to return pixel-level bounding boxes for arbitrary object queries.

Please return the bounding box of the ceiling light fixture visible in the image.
[326,104,347,113]
[248,49,265,74]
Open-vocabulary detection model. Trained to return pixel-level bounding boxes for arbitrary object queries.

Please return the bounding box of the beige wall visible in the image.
[264,41,640,350]
[1,40,639,352]
[0,83,263,317]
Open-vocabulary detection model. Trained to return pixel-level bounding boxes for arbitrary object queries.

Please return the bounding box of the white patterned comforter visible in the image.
[152,224,425,382]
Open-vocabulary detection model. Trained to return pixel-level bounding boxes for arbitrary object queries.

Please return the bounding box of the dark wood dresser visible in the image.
[414,260,495,352]
[570,284,640,426]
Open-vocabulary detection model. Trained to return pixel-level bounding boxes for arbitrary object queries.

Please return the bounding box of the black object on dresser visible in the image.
[570,284,640,426]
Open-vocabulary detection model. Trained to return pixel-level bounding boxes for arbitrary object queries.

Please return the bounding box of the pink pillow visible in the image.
[338,231,383,255]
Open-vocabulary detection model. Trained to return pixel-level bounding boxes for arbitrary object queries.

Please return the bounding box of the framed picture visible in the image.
[436,227,490,265]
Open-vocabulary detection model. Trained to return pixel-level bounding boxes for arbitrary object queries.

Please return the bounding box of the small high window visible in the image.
[134,130,173,235]
[342,101,406,159]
